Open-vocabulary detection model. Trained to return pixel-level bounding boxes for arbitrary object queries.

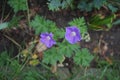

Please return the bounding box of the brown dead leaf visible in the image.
[29,59,40,66]
[29,8,37,18]
[101,43,108,55]
[93,46,100,54]
[21,49,29,57]
[36,41,47,53]
[32,53,38,59]
[51,65,57,73]
[37,52,43,60]
[104,56,113,65]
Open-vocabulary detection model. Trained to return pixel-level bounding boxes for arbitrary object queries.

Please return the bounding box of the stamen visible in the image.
[46,36,51,40]
[71,31,76,36]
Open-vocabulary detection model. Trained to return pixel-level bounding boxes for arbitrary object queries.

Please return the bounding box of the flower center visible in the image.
[71,31,76,36]
[46,36,51,40]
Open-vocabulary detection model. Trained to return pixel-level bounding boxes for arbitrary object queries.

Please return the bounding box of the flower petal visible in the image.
[40,32,56,48]
[65,26,81,44]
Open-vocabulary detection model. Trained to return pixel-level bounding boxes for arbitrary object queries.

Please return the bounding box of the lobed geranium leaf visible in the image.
[30,15,57,35]
[8,0,27,13]
[74,48,94,67]
[42,47,63,65]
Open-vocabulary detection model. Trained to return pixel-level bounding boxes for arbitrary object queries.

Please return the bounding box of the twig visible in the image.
[3,34,22,49]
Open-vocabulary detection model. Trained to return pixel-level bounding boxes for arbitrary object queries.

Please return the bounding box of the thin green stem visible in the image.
[40,62,51,71]
[26,0,30,26]
[99,66,108,79]
[84,66,87,76]
[1,0,6,22]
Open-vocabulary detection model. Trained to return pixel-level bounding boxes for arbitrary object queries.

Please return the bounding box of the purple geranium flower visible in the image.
[65,26,81,44]
[40,32,56,48]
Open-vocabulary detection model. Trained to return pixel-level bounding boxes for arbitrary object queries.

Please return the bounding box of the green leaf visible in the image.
[69,17,90,41]
[69,17,87,34]
[58,41,80,58]
[113,19,120,25]
[42,47,63,65]
[30,15,57,35]
[8,0,27,13]
[10,60,21,75]
[0,22,9,30]
[93,0,106,9]
[48,0,61,11]
[8,16,22,28]
[0,51,10,65]
[107,4,118,13]
[88,14,116,31]
[54,28,65,40]
[48,0,74,11]
[73,48,94,67]
[61,0,74,9]
[77,1,93,12]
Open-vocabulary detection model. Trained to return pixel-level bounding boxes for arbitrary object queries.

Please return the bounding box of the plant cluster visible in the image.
[30,15,94,66]
[0,51,57,80]
[47,0,120,13]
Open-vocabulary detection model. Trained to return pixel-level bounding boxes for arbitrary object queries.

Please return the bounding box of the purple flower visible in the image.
[65,26,81,44]
[40,32,56,48]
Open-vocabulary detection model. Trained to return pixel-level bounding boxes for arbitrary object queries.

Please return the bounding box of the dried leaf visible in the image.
[51,65,57,73]
[21,49,29,57]
[37,52,43,60]
[105,57,113,65]
[36,41,47,53]
[32,53,38,59]
[102,43,108,55]
[29,59,40,66]
[93,46,100,54]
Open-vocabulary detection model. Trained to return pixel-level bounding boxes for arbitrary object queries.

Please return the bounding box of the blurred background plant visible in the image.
[47,0,120,13]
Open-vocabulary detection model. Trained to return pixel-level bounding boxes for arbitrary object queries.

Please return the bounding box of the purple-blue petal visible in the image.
[40,32,56,48]
[65,26,81,44]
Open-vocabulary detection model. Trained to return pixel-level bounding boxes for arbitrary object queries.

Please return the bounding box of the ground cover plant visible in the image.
[0,0,120,80]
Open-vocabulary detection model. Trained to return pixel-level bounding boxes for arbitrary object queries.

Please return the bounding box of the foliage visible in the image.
[92,0,107,9]
[47,0,74,11]
[0,22,9,30]
[47,0,61,11]
[0,16,21,30]
[8,0,27,13]
[69,17,87,34]
[30,15,93,66]
[77,0,106,12]
[88,14,116,31]
[107,3,118,13]
[58,41,80,57]
[8,16,22,28]
[0,51,21,79]
[77,1,93,12]
[0,51,56,80]
[30,15,57,35]
[42,47,63,65]
[47,0,119,13]
[73,48,94,66]
[69,17,90,41]
[54,28,65,40]
[22,67,46,80]
[113,19,120,25]
[77,0,119,13]
[2,0,120,79]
